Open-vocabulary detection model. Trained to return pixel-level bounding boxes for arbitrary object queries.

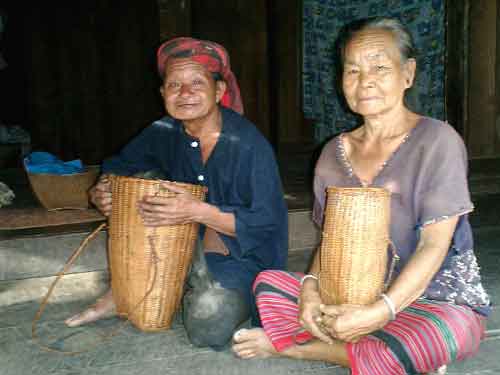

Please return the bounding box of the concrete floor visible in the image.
[1,160,500,375]
[1,225,499,375]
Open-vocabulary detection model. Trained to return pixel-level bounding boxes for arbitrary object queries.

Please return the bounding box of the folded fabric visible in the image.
[0,125,31,143]
[0,181,15,207]
[24,152,84,175]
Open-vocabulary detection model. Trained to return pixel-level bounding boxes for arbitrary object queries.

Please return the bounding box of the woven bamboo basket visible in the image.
[319,187,391,306]
[108,175,205,331]
[26,166,100,210]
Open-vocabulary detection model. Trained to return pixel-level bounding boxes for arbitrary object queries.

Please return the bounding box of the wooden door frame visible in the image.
[444,0,469,138]
[445,0,500,160]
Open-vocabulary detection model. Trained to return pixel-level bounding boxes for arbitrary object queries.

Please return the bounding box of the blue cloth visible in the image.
[24,152,84,174]
[103,107,288,275]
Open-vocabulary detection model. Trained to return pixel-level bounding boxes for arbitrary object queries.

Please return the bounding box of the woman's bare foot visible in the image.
[232,328,278,359]
[64,289,116,327]
[427,365,447,374]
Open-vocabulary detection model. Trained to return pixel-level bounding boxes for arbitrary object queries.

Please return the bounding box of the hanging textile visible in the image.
[303,0,445,142]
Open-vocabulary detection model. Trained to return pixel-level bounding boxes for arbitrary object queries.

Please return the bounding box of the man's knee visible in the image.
[183,286,249,349]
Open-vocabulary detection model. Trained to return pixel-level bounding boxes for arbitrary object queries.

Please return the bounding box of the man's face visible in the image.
[160,58,226,121]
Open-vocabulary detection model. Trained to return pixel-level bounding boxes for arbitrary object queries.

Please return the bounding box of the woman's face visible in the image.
[160,58,226,121]
[342,29,415,118]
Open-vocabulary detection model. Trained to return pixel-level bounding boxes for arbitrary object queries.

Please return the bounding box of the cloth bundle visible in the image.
[0,182,15,207]
[24,152,84,175]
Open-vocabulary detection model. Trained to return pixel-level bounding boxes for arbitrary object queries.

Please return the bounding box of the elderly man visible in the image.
[65,37,288,350]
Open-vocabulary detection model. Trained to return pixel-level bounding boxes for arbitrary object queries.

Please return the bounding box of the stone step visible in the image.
[0,210,318,283]
[0,271,109,307]
[0,210,317,307]
[0,224,108,282]
[1,199,499,306]
[0,250,315,308]
[2,190,495,281]
[1,222,498,349]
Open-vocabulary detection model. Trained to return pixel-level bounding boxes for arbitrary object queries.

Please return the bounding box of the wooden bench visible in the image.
[0,207,105,230]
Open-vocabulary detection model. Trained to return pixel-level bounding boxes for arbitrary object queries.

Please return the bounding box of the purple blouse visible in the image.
[313,117,491,315]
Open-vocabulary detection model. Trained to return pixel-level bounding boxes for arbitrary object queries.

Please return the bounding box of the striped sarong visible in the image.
[254,270,487,375]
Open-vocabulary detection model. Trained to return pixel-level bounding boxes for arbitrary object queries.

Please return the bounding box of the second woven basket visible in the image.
[318,187,391,306]
[108,176,205,331]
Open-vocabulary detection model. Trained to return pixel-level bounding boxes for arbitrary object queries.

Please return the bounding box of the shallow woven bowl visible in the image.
[26,166,100,210]
[319,187,391,306]
[108,175,205,331]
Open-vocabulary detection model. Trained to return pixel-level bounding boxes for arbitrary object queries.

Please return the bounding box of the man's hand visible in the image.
[137,181,203,226]
[298,279,334,344]
[89,175,112,216]
[317,302,390,343]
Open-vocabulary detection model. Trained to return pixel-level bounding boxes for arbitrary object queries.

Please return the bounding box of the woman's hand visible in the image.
[89,175,112,216]
[298,279,334,344]
[137,181,203,226]
[317,301,390,343]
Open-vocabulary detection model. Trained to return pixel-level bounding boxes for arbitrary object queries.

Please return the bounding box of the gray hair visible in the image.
[339,17,417,64]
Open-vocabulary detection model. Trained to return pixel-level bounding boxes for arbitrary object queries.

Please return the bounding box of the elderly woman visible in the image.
[64,37,288,350]
[233,17,490,374]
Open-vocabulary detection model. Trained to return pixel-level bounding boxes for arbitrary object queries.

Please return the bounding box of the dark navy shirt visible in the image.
[102,107,288,271]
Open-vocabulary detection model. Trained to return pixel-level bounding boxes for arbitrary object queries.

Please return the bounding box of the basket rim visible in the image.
[111,175,205,190]
[326,186,391,194]
[25,164,101,177]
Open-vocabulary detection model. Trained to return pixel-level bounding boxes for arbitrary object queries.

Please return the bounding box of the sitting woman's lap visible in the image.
[349,299,486,374]
[253,270,487,374]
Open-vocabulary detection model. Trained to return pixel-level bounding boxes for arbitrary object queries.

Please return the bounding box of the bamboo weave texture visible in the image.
[319,187,391,305]
[109,176,205,331]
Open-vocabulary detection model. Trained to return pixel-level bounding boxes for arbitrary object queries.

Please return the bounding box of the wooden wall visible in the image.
[191,0,271,140]
[467,0,500,158]
[446,0,500,159]
[269,0,312,146]
[8,1,500,166]
[158,0,308,148]
[0,4,27,127]
[1,1,308,166]
[9,1,162,165]
[158,0,191,41]
[444,0,468,136]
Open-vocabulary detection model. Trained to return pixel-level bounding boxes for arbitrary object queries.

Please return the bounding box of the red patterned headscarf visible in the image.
[157,37,244,115]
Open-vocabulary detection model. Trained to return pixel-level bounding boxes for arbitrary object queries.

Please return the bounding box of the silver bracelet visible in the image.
[300,274,318,286]
[380,293,397,321]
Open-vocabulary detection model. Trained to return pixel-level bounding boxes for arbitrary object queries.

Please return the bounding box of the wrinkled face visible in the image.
[342,29,415,118]
[160,58,226,121]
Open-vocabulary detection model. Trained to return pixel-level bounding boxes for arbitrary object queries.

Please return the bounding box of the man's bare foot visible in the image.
[64,289,116,327]
[232,328,278,359]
